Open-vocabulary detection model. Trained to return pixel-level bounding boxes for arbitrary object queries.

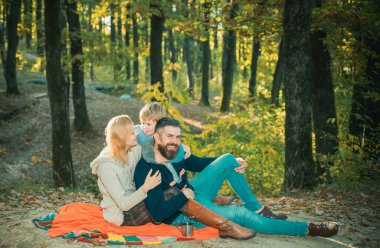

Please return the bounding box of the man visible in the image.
[134,118,338,237]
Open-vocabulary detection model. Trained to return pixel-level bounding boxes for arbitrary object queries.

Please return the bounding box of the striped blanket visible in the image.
[32,202,218,245]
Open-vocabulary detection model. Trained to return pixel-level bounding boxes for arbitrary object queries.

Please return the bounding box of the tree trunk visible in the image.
[36,0,44,72]
[199,2,211,106]
[144,20,149,82]
[183,0,194,97]
[282,0,315,190]
[1,21,5,68]
[271,37,285,106]
[220,1,238,112]
[23,0,32,49]
[150,3,164,92]
[59,4,69,78]
[88,4,94,81]
[248,36,260,102]
[125,3,131,81]
[184,36,194,96]
[310,0,338,180]
[168,28,177,82]
[5,0,21,95]
[132,8,139,84]
[110,5,117,81]
[44,0,75,187]
[65,0,91,133]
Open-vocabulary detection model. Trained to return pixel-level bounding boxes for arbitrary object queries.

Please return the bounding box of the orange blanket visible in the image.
[48,202,219,240]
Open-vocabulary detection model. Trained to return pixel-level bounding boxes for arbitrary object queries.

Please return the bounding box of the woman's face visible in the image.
[125,128,138,147]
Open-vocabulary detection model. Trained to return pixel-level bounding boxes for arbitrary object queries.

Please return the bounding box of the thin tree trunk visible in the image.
[44,0,75,187]
[23,0,32,49]
[248,36,260,102]
[132,9,139,84]
[220,1,238,112]
[5,0,21,95]
[271,38,284,106]
[282,0,315,190]
[200,2,211,106]
[117,12,123,80]
[125,4,131,81]
[168,28,177,81]
[1,20,5,68]
[36,0,44,72]
[65,0,91,133]
[183,0,194,97]
[88,4,94,81]
[150,3,164,92]
[144,20,149,82]
[110,5,117,81]
[310,0,338,180]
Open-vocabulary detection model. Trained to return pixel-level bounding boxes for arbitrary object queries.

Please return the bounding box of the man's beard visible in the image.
[157,143,179,160]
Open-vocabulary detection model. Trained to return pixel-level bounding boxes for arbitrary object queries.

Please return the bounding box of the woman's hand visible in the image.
[141,169,161,193]
[234,157,248,174]
[183,144,191,159]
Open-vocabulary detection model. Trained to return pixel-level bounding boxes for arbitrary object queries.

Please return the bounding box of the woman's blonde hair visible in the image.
[105,115,134,162]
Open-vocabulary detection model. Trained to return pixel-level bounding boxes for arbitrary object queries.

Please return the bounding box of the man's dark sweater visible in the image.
[134,154,215,224]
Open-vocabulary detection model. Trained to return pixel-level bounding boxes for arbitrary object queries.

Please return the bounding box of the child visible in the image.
[135,102,187,163]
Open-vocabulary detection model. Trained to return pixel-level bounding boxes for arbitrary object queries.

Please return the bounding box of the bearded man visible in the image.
[133,117,338,238]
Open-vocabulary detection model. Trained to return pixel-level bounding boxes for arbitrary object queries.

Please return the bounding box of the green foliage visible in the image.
[183,104,285,195]
[329,136,380,188]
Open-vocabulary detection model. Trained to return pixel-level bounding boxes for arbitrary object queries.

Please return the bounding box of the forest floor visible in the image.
[0,69,379,247]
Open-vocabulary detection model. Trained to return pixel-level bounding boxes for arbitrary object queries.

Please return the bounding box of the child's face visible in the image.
[141,119,157,136]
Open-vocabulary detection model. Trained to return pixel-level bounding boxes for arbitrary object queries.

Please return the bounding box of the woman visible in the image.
[90,115,161,226]
[90,115,255,239]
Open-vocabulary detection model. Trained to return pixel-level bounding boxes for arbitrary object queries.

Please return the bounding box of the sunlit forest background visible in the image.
[0,0,379,195]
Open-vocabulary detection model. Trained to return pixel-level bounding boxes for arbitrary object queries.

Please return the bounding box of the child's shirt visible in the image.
[135,125,185,163]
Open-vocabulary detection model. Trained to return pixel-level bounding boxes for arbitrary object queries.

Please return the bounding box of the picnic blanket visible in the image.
[33,202,219,245]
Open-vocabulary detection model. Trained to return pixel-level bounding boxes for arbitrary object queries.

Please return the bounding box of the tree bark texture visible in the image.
[271,38,285,106]
[125,4,131,81]
[65,0,91,133]
[220,1,238,112]
[168,28,177,81]
[183,0,194,97]
[248,37,260,102]
[36,0,44,72]
[132,9,139,84]
[310,1,339,179]
[23,0,32,49]
[199,2,211,106]
[5,0,21,95]
[282,0,315,190]
[150,4,165,92]
[44,0,75,187]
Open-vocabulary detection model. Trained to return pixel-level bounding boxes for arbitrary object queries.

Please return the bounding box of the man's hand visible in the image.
[181,187,195,199]
[234,157,248,174]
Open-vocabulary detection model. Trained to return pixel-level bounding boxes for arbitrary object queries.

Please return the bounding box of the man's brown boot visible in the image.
[181,199,256,240]
[213,195,234,206]
[308,222,338,237]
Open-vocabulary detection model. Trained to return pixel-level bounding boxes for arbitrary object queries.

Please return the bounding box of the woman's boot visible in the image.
[181,199,256,240]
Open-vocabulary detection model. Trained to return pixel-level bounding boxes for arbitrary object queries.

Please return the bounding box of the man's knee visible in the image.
[218,153,239,168]
[163,187,181,200]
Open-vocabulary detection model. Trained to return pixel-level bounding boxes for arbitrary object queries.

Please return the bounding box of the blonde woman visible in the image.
[90,115,161,226]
